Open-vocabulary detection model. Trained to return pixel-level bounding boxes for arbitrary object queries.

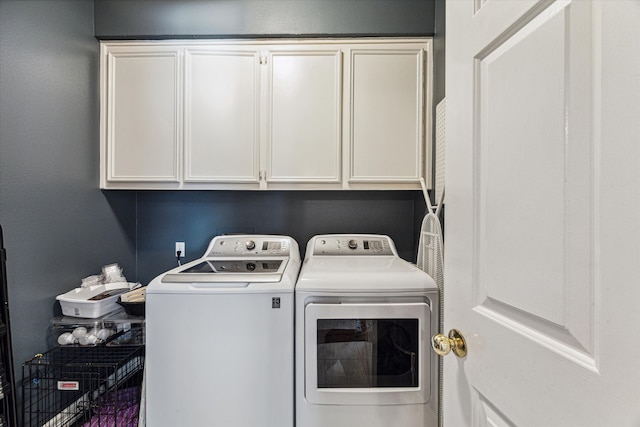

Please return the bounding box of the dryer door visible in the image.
[305,302,431,405]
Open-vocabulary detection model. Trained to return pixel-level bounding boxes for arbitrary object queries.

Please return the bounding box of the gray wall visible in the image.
[95,0,434,39]
[136,191,421,284]
[0,0,136,383]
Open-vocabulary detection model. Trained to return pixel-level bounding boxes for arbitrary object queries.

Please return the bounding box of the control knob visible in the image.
[246,263,256,271]
[246,240,256,250]
[348,239,358,250]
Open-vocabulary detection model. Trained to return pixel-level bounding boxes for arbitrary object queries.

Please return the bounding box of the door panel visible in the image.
[445,1,640,425]
[474,2,593,359]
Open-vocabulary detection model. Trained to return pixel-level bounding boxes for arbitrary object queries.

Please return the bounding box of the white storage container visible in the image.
[56,282,137,318]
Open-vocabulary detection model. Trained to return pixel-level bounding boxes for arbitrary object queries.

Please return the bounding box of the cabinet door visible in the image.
[348,47,424,183]
[184,48,261,183]
[266,48,342,184]
[104,46,181,185]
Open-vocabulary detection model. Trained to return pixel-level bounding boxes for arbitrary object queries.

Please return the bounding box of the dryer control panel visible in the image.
[311,235,395,256]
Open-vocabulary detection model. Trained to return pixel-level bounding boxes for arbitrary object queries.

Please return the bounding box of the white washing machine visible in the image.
[295,234,439,427]
[146,235,300,427]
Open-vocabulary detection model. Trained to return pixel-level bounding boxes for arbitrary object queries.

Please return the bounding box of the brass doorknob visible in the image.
[432,329,467,358]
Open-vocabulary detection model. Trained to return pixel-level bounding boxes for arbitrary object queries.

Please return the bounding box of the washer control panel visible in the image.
[206,235,291,257]
[312,235,394,256]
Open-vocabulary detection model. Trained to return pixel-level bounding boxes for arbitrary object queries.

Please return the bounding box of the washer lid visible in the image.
[161,257,289,284]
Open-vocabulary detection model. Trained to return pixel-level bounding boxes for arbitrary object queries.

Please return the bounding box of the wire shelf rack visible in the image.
[22,346,144,427]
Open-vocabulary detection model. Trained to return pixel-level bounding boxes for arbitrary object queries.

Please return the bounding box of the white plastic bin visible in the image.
[56,282,137,318]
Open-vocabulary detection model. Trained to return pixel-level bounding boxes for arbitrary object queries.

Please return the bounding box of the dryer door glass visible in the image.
[316,318,418,388]
[305,302,432,405]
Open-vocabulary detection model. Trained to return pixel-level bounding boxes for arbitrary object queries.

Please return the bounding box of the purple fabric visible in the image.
[83,387,141,427]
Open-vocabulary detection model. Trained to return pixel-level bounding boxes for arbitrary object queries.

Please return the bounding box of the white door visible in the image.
[444,1,640,426]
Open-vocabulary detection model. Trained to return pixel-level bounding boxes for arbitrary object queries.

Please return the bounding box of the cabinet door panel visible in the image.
[267,49,342,183]
[349,49,424,183]
[185,49,260,183]
[107,49,180,182]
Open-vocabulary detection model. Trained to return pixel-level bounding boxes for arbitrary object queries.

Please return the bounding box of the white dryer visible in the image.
[146,235,300,427]
[295,234,439,427]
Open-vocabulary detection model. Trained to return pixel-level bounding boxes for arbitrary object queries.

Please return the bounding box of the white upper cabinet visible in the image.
[266,47,342,186]
[184,47,261,184]
[100,39,431,190]
[101,45,182,187]
[347,47,424,184]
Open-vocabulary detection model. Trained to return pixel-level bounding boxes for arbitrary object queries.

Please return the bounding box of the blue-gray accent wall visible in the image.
[0,0,137,389]
[94,0,435,39]
[0,0,442,398]
[136,190,420,284]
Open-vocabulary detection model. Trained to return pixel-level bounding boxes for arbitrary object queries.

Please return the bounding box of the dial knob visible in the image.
[246,240,256,250]
[246,263,256,271]
[348,239,358,250]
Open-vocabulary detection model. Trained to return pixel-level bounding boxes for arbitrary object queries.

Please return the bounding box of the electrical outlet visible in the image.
[175,242,185,258]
